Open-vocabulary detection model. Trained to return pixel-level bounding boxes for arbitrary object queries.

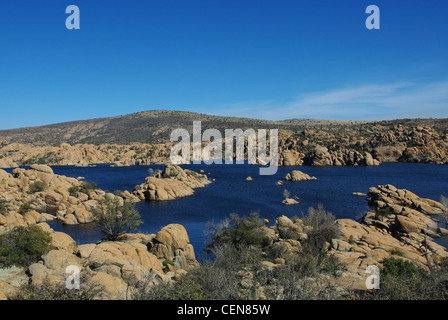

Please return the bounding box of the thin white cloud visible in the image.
[210,81,448,121]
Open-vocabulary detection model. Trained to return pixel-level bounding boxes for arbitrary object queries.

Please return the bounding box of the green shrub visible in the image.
[91,195,142,241]
[375,207,393,220]
[18,202,33,215]
[255,257,343,300]
[0,225,52,267]
[205,212,269,251]
[136,207,345,301]
[29,181,47,193]
[162,259,174,266]
[302,204,339,256]
[348,235,356,245]
[79,182,97,193]
[134,241,344,301]
[389,248,406,257]
[133,272,205,300]
[11,274,104,300]
[380,257,422,277]
[356,257,448,300]
[133,244,261,300]
[0,199,10,215]
[68,182,98,197]
[68,186,80,197]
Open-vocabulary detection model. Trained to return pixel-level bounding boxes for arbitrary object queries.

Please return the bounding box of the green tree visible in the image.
[92,196,142,241]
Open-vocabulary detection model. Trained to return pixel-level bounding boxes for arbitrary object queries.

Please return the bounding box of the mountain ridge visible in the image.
[0,110,372,146]
[0,109,447,147]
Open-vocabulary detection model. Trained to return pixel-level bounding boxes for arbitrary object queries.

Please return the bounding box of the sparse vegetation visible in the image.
[356,257,448,300]
[0,199,10,215]
[205,212,269,252]
[135,207,344,300]
[11,274,105,300]
[389,248,406,257]
[440,195,448,225]
[302,204,339,256]
[29,181,47,193]
[375,207,394,220]
[18,202,32,215]
[68,182,97,197]
[0,225,52,268]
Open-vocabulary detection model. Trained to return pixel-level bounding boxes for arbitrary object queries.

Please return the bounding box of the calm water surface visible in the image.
[8,163,448,256]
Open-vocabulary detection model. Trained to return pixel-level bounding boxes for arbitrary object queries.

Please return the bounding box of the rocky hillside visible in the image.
[0,111,447,168]
[0,110,365,146]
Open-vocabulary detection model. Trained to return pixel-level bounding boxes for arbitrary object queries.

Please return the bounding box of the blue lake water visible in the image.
[7,163,448,257]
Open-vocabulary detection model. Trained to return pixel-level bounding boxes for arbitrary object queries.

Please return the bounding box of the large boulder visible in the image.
[285,170,317,182]
[88,241,163,273]
[395,215,420,234]
[152,224,198,270]
[29,164,54,175]
[50,232,77,252]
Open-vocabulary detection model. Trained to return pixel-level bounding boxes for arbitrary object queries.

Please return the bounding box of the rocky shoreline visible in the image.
[0,164,208,299]
[0,223,199,300]
[0,162,447,299]
[1,123,448,169]
[0,164,211,230]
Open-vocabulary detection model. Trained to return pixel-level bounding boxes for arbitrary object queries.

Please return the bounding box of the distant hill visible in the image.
[0,110,447,146]
[0,110,373,146]
[1,110,447,168]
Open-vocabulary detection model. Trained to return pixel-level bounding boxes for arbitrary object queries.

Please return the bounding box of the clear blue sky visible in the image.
[0,0,447,129]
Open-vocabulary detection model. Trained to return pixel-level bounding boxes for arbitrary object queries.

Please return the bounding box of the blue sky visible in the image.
[0,0,447,129]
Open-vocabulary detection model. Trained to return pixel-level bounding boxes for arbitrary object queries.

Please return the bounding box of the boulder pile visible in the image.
[228,186,448,294]
[328,184,448,289]
[0,165,130,231]
[1,166,81,231]
[131,164,211,201]
[0,223,199,300]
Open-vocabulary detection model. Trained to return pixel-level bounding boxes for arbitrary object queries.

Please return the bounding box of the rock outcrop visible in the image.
[230,186,448,294]
[282,198,299,206]
[131,165,211,201]
[285,170,317,182]
[327,185,448,290]
[0,223,199,300]
[0,141,173,168]
[1,122,447,168]
[0,165,126,231]
[1,164,212,230]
